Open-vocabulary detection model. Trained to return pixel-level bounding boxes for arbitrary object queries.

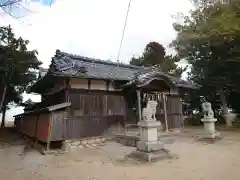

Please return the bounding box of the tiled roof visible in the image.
[125,65,196,89]
[44,50,195,89]
[48,50,142,81]
[171,77,197,89]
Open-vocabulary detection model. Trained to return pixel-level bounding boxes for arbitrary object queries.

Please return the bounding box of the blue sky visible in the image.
[0,0,193,121]
[32,0,53,6]
[0,0,52,7]
[40,0,52,5]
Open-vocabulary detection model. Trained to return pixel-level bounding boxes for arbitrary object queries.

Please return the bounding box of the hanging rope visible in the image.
[116,0,132,63]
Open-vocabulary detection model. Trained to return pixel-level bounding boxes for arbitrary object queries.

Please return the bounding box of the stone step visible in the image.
[115,134,174,147]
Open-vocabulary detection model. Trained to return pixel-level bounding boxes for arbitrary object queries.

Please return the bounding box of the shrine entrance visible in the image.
[123,75,184,132]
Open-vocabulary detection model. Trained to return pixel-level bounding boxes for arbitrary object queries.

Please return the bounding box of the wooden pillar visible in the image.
[34,114,40,148]
[137,89,142,122]
[88,80,91,90]
[162,93,168,132]
[46,112,53,151]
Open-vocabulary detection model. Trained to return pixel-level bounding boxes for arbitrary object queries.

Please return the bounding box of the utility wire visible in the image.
[48,0,132,63]
[116,0,132,63]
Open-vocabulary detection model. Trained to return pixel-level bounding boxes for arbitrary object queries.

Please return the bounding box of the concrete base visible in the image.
[201,118,217,133]
[137,140,164,152]
[201,117,220,141]
[202,131,221,140]
[127,149,174,162]
[196,131,221,143]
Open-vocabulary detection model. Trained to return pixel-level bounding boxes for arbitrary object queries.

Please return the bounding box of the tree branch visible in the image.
[0,0,25,20]
[0,0,21,8]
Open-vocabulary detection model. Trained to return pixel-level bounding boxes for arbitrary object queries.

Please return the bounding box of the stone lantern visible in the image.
[201,101,221,139]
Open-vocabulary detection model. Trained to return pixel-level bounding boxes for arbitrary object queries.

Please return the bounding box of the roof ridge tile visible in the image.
[55,49,143,70]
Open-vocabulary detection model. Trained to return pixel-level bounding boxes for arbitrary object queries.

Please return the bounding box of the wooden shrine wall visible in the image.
[49,90,126,141]
[156,95,183,129]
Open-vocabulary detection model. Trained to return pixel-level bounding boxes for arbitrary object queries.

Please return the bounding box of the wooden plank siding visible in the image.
[36,113,51,142]
[50,115,123,141]
[50,110,67,141]
[49,90,126,141]
[15,113,51,142]
[17,115,38,137]
[68,92,125,117]
[156,95,183,129]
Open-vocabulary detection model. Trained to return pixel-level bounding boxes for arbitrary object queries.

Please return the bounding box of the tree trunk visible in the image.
[0,85,7,113]
[1,104,6,128]
[219,89,232,127]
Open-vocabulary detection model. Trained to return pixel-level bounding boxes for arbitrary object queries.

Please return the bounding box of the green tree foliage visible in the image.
[171,0,240,125]
[21,98,34,106]
[20,98,36,111]
[130,41,187,77]
[0,25,41,127]
[0,85,22,128]
[143,42,166,65]
[162,55,187,77]
[130,42,166,66]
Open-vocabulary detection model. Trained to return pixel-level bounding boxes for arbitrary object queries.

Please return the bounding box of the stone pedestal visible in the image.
[201,117,220,139]
[137,120,164,152]
[127,99,173,162]
[128,120,172,162]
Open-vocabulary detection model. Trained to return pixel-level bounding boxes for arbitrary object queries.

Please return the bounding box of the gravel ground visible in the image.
[1,127,240,180]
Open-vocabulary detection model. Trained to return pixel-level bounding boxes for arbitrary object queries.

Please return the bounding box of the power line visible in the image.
[48,0,132,63]
[116,0,132,63]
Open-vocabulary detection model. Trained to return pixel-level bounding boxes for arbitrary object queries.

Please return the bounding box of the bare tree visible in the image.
[0,0,22,11]
[0,0,24,19]
[1,0,52,20]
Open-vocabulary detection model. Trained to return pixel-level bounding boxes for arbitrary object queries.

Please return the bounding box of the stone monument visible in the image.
[128,99,171,162]
[201,100,221,139]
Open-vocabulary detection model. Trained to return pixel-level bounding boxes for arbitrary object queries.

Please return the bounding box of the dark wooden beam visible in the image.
[47,113,53,151]
[137,89,141,122]
[68,88,124,95]
[66,78,70,89]
[162,93,168,132]
[56,82,59,92]
[88,80,91,90]
[106,80,110,91]
[34,113,40,148]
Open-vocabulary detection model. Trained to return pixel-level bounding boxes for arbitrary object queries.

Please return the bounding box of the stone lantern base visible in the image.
[137,120,164,152]
[127,120,173,162]
[201,117,221,140]
[127,148,173,162]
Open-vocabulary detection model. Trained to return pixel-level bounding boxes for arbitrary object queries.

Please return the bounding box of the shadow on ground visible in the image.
[0,127,36,156]
[0,128,26,147]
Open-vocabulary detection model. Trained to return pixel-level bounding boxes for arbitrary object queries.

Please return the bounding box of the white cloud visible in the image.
[1,0,192,66]
[0,0,193,120]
